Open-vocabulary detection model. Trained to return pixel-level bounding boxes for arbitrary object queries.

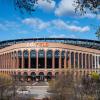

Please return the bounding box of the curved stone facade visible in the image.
[0,41,100,81]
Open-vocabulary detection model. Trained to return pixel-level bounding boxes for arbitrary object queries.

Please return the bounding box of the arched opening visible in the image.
[47,50,52,68]
[17,72,21,81]
[93,55,95,69]
[55,72,59,79]
[38,50,45,68]
[61,51,65,68]
[83,53,85,69]
[90,54,92,69]
[18,51,22,69]
[30,72,36,81]
[71,52,74,68]
[23,50,28,69]
[47,72,52,81]
[75,52,78,68]
[14,51,17,68]
[38,72,45,81]
[79,53,82,69]
[23,72,28,81]
[54,50,60,68]
[86,54,89,69]
[30,50,36,68]
[66,51,70,68]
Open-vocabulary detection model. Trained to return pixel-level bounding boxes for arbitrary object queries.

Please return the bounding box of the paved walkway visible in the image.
[17,82,50,99]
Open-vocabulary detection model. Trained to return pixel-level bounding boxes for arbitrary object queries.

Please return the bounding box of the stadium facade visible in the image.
[0,38,100,81]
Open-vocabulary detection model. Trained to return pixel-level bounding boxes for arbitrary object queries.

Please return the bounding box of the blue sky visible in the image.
[0,0,100,41]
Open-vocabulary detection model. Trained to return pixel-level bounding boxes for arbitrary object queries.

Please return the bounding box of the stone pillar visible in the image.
[0,55,1,69]
[8,53,9,69]
[52,50,55,69]
[91,55,93,70]
[68,51,71,69]
[74,52,75,69]
[22,50,24,69]
[6,54,8,69]
[64,51,66,69]
[97,55,99,69]
[36,50,38,69]
[78,53,79,69]
[28,50,31,69]
[45,50,47,69]
[59,51,61,69]
[16,51,19,69]
[81,53,83,69]
[95,55,96,69]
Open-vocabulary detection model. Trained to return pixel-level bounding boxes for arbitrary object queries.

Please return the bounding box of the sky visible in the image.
[0,0,100,41]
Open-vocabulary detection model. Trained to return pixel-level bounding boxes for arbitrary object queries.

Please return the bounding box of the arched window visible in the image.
[75,52,78,68]
[23,50,28,69]
[93,55,95,69]
[61,51,65,68]
[38,50,45,68]
[47,72,52,80]
[14,51,17,68]
[99,56,100,67]
[83,53,85,69]
[71,52,74,68]
[54,50,60,68]
[66,51,70,68]
[86,54,89,69]
[30,50,36,68]
[17,72,21,81]
[30,72,36,81]
[38,72,45,81]
[23,72,28,81]
[47,50,52,68]
[79,53,82,68]
[18,51,22,68]
[90,54,92,69]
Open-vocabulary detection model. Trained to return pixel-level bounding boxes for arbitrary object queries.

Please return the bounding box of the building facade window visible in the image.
[30,50,36,68]
[61,51,65,68]
[23,50,28,69]
[83,53,85,69]
[38,50,45,68]
[71,52,74,68]
[47,50,52,68]
[75,52,78,68]
[18,51,22,69]
[79,53,82,69]
[54,50,60,68]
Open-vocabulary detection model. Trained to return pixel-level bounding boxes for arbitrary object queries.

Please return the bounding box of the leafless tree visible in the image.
[48,72,80,100]
[74,0,100,14]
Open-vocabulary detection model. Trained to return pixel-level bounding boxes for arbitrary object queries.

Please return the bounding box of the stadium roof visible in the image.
[0,38,100,50]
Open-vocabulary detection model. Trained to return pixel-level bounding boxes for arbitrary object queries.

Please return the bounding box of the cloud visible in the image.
[22,18,90,32]
[54,0,100,20]
[38,0,56,11]
[52,19,90,32]
[55,0,75,17]
[80,13,100,20]
[0,21,19,31]
[22,18,50,30]
[49,34,67,38]
[49,33,77,38]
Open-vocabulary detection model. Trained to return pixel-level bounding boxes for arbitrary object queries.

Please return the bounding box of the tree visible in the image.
[13,0,52,13]
[74,0,100,14]
[48,72,80,100]
[95,26,100,40]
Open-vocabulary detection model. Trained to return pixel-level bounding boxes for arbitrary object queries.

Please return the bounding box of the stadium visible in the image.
[0,38,100,81]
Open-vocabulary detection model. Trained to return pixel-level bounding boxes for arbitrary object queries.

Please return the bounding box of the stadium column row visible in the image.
[0,50,100,70]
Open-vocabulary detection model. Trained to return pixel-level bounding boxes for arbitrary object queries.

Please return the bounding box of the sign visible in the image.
[27,42,49,47]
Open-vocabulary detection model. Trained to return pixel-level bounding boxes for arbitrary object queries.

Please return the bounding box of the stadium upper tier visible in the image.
[0,38,100,50]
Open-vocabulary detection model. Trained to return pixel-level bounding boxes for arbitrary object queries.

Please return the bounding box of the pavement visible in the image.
[17,81,50,99]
